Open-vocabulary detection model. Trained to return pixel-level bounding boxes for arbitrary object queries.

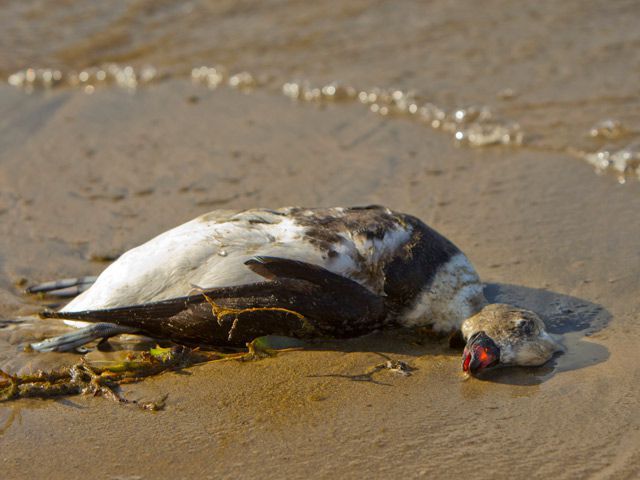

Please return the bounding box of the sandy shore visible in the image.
[1,1,639,478]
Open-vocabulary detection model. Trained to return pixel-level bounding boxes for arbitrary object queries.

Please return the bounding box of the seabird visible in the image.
[28,206,562,375]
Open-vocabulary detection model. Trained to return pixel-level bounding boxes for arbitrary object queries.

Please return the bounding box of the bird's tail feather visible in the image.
[26,276,98,298]
[30,323,137,352]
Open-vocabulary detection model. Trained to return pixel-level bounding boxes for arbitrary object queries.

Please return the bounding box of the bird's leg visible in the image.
[25,276,98,298]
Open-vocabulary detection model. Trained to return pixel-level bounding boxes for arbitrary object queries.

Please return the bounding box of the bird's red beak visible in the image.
[462,331,500,375]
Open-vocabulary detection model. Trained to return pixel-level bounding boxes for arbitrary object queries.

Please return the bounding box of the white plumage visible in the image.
[63,207,414,319]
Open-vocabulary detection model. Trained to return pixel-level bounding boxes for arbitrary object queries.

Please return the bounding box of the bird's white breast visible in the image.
[61,208,412,318]
[398,253,486,332]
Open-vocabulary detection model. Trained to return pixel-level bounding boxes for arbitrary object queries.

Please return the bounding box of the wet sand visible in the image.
[1,1,640,479]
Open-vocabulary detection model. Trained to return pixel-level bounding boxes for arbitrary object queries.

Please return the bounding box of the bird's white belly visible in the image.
[60,210,403,319]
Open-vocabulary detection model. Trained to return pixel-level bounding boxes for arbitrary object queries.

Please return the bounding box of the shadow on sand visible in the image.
[304,282,610,387]
[471,283,611,386]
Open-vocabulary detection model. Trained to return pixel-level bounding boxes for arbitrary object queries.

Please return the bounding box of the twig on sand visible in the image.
[0,340,297,410]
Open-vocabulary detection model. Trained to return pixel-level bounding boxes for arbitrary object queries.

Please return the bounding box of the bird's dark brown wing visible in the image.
[42,258,387,347]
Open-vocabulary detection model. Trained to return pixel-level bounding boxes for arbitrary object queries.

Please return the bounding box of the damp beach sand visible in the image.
[1,1,639,478]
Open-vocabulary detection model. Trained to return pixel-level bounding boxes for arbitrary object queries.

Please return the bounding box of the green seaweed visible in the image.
[0,337,304,410]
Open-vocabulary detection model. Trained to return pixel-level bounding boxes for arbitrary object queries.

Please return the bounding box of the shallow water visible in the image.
[2,0,640,181]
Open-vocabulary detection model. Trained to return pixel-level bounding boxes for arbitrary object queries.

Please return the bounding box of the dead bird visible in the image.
[28,206,562,376]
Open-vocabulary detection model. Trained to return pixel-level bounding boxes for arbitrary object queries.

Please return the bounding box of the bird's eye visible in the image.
[516,318,535,335]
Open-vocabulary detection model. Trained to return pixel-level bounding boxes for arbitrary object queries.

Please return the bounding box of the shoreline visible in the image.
[2,1,640,476]
[0,80,638,478]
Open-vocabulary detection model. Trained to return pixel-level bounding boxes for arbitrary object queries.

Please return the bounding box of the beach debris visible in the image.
[0,337,304,409]
[0,346,197,409]
[383,359,413,377]
[236,335,306,361]
[311,355,415,385]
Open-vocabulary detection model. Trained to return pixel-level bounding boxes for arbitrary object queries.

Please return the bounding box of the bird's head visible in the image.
[460,303,562,376]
